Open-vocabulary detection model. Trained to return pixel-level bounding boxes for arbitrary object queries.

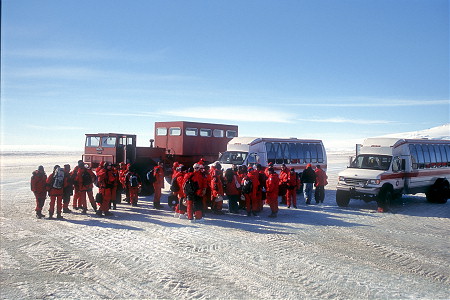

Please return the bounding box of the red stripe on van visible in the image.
[380,169,450,180]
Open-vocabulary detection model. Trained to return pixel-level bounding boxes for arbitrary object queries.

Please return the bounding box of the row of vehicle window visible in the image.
[86,136,134,148]
[409,144,450,169]
[266,142,325,164]
[156,127,237,138]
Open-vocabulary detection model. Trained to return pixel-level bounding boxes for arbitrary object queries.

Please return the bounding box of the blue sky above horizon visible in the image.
[1,0,449,151]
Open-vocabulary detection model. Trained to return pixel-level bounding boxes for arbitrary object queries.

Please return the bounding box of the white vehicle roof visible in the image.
[228,137,323,146]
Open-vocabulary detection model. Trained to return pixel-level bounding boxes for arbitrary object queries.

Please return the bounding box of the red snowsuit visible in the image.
[278,168,289,204]
[185,170,207,220]
[76,167,92,212]
[210,169,224,213]
[97,166,115,213]
[286,171,300,207]
[46,171,67,215]
[125,171,141,206]
[174,171,187,215]
[314,167,328,203]
[152,165,164,207]
[242,170,259,214]
[31,170,47,212]
[266,173,280,214]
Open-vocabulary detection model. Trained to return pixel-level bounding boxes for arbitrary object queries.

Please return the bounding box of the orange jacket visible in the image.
[315,168,328,187]
[210,169,224,198]
[31,170,47,194]
[153,166,165,189]
[266,173,280,197]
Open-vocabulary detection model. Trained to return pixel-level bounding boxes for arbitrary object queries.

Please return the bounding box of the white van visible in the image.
[213,137,327,172]
[336,138,450,207]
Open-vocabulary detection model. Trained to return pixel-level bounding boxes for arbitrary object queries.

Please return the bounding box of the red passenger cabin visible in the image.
[154,121,238,167]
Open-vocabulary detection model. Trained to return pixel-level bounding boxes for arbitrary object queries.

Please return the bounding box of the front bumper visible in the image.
[337,183,380,196]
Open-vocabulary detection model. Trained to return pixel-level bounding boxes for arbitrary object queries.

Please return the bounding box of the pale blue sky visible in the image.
[1,0,449,151]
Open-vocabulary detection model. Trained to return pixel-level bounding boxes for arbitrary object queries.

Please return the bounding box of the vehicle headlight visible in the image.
[338,176,345,182]
[368,179,381,185]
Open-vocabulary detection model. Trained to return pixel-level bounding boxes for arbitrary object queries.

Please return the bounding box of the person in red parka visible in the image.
[314,165,328,204]
[152,162,165,209]
[278,164,289,205]
[185,163,208,221]
[210,163,225,215]
[173,165,187,218]
[96,162,115,216]
[241,166,260,216]
[265,167,280,218]
[31,165,47,218]
[224,168,240,214]
[76,161,93,214]
[286,168,300,208]
[125,165,142,206]
[46,165,67,219]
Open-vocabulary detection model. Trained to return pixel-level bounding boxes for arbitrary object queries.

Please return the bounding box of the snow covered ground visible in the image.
[1,151,449,299]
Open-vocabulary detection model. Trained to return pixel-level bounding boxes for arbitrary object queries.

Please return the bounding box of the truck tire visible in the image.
[378,185,393,211]
[336,190,350,207]
[426,179,449,204]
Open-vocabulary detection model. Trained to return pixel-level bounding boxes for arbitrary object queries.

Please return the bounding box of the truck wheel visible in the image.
[336,190,350,207]
[426,179,449,204]
[378,186,393,211]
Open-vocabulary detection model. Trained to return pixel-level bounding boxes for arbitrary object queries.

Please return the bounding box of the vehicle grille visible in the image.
[343,178,368,186]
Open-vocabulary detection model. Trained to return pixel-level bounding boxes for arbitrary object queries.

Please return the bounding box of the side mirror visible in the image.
[401,159,406,171]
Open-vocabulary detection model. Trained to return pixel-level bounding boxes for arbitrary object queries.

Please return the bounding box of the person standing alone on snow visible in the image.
[31,165,47,219]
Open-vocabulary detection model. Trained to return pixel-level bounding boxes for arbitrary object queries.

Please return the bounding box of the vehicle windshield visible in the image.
[218,151,248,165]
[350,155,392,170]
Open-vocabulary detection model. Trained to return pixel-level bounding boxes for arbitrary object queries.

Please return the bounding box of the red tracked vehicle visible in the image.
[82,121,238,194]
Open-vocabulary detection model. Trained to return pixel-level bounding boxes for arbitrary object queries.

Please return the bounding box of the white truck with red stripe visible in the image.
[336,138,450,208]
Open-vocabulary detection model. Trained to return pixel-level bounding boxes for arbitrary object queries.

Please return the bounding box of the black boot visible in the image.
[36,210,45,219]
[56,212,64,219]
[48,211,54,219]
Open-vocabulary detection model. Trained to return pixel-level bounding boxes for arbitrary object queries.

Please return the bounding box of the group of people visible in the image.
[30,160,167,219]
[31,159,327,221]
[168,161,328,221]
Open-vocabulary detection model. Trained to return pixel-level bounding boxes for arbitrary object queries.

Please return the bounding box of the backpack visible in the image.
[146,170,156,183]
[183,175,198,197]
[241,178,253,194]
[129,174,139,187]
[82,170,92,186]
[53,168,65,189]
[170,177,180,193]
